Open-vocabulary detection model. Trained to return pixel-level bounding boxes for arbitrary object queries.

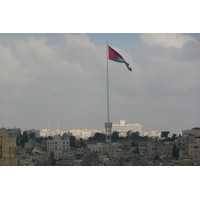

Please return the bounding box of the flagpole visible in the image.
[105,42,112,142]
[106,42,110,123]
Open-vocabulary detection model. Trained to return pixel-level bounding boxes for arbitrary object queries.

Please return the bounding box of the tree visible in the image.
[70,136,75,147]
[48,136,53,140]
[62,132,72,139]
[80,138,86,147]
[133,146,139,154]
[94,132,101,138]
[130,131,140,139]
[36,137,44,143]
[127,130,132,139]
[131,141,138,147]
[88,137,95,141]
[93,132,106,142]
[29,132,35,140]
[155,155,160,160]
[23,131,29,143]
[172,144,179,158]
[111,131,119,140]
[172,134,178,141]
[161,131,170,138]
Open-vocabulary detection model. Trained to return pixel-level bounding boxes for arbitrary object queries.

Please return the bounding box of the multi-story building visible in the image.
[176,135,195,153]
[87,143,106,153]
[54,151,63,160]
[112,120,141,134]
[0,128,22,137]
[40,129,50,137]
[69,129,99,139]
[182,127,200,137]
[25,129,40,138]
[46,135,70,152]
[140,131,161,138]
[188,137,200,158]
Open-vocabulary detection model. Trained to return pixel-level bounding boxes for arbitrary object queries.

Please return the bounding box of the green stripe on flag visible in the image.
[110,59,124,63]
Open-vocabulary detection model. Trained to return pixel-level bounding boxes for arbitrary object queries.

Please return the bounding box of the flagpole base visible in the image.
[105,122,112,142]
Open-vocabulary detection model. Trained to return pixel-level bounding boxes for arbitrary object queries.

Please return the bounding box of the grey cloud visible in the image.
[140,33,197,48]
[0,33,199,134]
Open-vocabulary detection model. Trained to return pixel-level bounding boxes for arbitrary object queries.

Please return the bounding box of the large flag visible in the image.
[108,45,132,72]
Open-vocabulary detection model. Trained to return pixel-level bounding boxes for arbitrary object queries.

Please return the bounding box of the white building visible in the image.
[40,129,50,137]
[112,120,141,134]
[87,143,106,153]
[69,129,99,139]
[140,131,161,138]
[47,135,70,152]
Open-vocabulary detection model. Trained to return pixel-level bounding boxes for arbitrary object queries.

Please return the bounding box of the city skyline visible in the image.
[1,1,199,197]
[0,33,199,134]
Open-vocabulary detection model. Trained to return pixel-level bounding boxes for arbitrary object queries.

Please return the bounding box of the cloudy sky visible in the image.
[0,33,199,133]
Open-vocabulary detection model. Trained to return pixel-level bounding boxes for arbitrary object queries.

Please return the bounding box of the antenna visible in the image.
[57,122,60,130]
[48,122,50,131]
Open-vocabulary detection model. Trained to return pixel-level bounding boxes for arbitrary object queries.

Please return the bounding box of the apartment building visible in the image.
[47,135,70,152]
[87,142,106,153]
[112,120,141,134]
[188,137,200,158]
[182,127,200,137]
[140,131,161,138]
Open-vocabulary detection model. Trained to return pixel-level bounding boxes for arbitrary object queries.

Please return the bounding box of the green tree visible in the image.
[130,131,140,139]
[172,134,178,141]
[70,136,75,147]
[62,132,72,139]
[80,138,86,147]
[111,131,119,140]
[23,131,29,143]
[172,143,179,158]
[94,132,101,138]
[132,146,139,154]
[131,141,138,147]
[93,132,106,142]
[127,130,132,139]
[88,137,95,141]
[36,137,44,143]
[29,132,35,140]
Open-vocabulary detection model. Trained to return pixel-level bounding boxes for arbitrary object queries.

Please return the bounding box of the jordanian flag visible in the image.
[108,45,132,72]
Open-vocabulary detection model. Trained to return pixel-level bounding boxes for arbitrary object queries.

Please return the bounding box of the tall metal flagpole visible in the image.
[106,42,109,123]
[105,42,112,142]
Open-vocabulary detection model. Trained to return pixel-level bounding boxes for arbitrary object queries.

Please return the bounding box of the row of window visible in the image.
[47,141,69,144]
[189,151,200,154]
[47,146,69,151]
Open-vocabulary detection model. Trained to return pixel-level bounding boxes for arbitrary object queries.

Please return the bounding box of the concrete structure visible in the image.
[0,130,19,166]
[25,129,40,138]
[182,127,200,137]
[47,135,70,152]
[105,122,112,142]
[188,137,200,158]
[140,131,161,138]
[69,129,99,139]
[40,129,51,137]
[112,120,141,134]
[0,128,22,137]
[87,143,106,153]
